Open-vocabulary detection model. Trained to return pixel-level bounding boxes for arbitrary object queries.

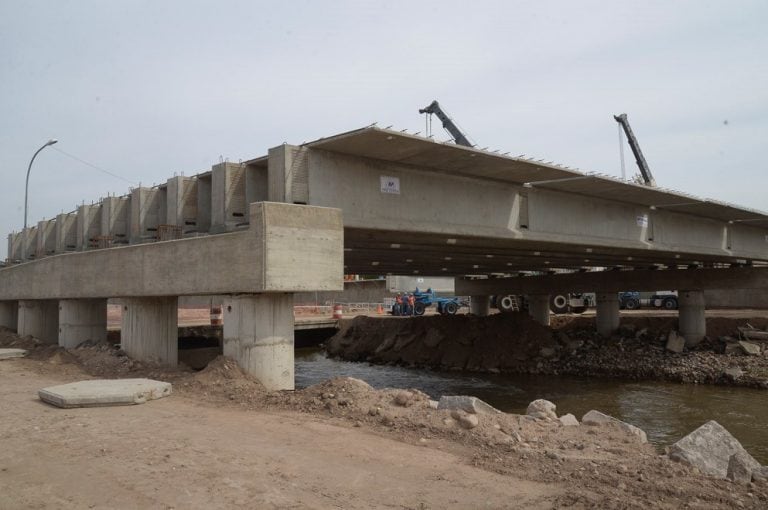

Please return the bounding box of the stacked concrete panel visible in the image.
[100,197,130,247]
[129,188,166,244]
[165,176,198,235]
[55,212,77,253]
[23,227,38,260]
[7,233,23,263]
[77,204,102,251]
[36,219,56,258]
[196,173,212,233]
[245,161,269,218]
[211,162,247,233]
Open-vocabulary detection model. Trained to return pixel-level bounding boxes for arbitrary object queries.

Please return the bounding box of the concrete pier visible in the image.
[528,294,550,326]
[596,293,620,337]
[223,294,295,391]
[58,299,107,348]
[679,290,706,347]
[470,295,490,317]
[0,301,18,330]
[18,300,59,343]
[121,297,178,365]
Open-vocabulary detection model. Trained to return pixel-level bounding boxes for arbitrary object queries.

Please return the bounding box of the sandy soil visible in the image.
[0,359,554,510]
[2,328,767,509]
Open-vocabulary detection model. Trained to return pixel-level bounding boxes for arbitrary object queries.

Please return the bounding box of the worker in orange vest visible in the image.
[408,294,416,316]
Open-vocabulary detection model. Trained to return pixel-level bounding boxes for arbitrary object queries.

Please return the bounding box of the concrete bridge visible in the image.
[2,126,767,389]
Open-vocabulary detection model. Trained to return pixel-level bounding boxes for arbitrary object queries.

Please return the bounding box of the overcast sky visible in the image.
[1,0,766,259]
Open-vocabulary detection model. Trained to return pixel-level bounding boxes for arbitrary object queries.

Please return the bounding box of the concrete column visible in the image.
[596,292,620,337]
[0,301,18,331]
[528,294,550,326]
[470,295,491,316]
[18,300,59,343]
[223,293,294,391]
[121,297,178,365]
[679,290,706,347]
[58,299,107,348]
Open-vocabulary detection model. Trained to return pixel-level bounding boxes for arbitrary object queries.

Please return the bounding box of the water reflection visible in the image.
[296,348,768,463]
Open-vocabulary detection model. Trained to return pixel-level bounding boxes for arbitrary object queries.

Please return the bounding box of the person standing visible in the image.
[408,293,416,316]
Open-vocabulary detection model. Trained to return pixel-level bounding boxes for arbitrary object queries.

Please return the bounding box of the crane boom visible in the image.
[419,100,473,147]
[613,113,656,187]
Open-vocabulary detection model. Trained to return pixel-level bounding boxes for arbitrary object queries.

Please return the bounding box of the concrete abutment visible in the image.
[470,295,490,317]
[121,297,178,366]
[58,299,107,348]
[18,300,59,343]
[0,300,18,331]
[528,294,550,326]
[596,293,620,337]
[678,290,706,347]
[223,293,295,391]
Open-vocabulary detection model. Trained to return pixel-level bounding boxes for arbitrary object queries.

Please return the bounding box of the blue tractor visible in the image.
[393,288,466,316]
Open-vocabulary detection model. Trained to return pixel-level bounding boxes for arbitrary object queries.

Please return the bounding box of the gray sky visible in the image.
[2,1,766,259]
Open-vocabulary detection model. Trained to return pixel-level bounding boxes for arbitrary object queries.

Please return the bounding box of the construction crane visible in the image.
[614,113,656,187]
[419,100,473,147]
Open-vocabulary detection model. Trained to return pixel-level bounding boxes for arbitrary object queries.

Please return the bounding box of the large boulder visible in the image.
[438,395,501,415]
[738,341,761,356]
[752,466,768,484]
[665,331,685,353]
[527,399,557,420]
[727,453,753,484]
[581,410,647,443]
[667,420,760,479]
[558,413,579,427]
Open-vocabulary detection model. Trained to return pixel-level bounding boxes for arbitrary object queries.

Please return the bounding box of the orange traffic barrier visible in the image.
[210,306,223,326]
[332,304,343,319]
[377,303,384,315]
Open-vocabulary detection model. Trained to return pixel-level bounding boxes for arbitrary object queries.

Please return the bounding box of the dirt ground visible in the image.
[2,328,767,509]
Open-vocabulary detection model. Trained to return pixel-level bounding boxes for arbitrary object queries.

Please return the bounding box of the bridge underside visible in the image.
[342,228,757,276]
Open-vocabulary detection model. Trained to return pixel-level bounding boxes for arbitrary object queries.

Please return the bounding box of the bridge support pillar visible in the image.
[596,293,620,337]
[58,299,107,348]
[679,290,706,347]
[223,293,294,391]
[470,296,490,317]
[121,297,178,365]
[18,300,59,344]
[0,301,18,331]
[528,294,550,326]
[0,301,19,331]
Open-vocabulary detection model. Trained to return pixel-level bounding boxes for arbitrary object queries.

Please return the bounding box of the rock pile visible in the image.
[327,315,768,389]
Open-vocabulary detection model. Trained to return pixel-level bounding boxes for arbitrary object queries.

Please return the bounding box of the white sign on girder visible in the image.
[380,176,400,194]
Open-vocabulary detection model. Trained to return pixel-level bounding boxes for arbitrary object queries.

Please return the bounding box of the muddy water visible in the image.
[295,348,768,464]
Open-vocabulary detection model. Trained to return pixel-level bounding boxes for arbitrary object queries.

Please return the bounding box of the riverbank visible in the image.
[2,327,768,508]
[327,314,768,389]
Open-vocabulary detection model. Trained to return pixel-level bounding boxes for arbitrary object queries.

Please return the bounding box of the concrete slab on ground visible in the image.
[0,348,27,360]
[39,379,172,408]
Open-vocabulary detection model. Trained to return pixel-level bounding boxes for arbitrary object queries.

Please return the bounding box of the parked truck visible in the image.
[619,291,678,310]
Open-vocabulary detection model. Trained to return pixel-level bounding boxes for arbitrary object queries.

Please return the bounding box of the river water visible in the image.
[295,348,768,464]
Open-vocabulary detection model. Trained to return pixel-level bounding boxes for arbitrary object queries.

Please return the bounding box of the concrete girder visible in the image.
[456,267,768,295]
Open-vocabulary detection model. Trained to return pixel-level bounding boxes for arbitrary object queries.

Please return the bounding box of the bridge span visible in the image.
[2,126,767,389]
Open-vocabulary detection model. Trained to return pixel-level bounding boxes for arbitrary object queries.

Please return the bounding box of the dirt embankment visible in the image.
[327,314,768,388]
[2,327,768,508]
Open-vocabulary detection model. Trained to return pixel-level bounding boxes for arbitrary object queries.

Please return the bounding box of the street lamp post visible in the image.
[22,139,57,260]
